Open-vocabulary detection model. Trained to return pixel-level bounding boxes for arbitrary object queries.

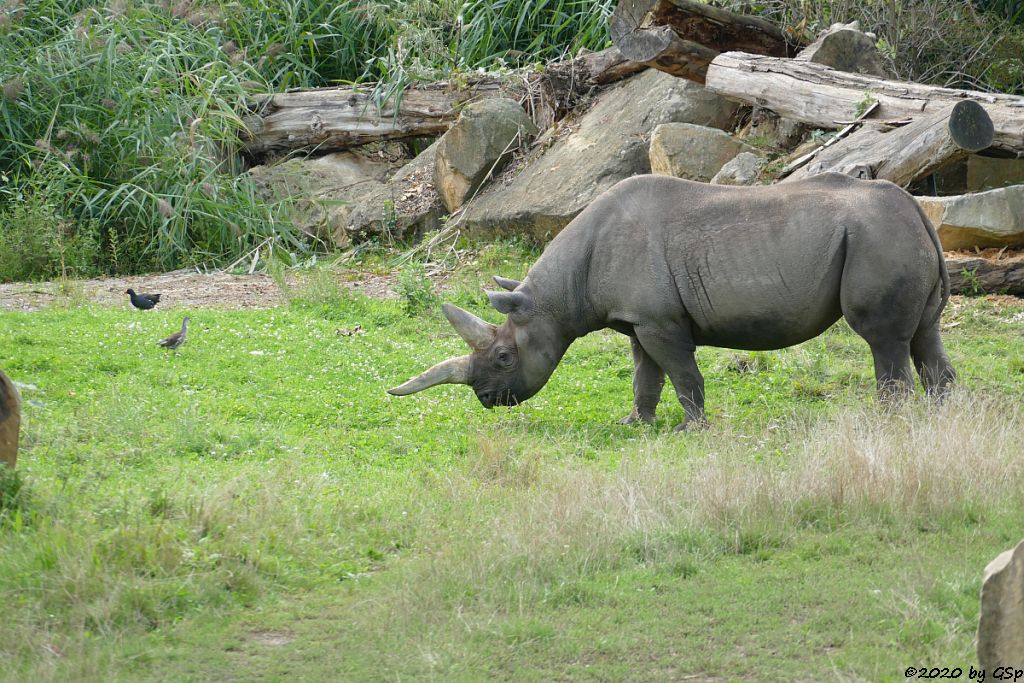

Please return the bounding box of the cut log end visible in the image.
[949,100,995,153]
[610,0,795,83]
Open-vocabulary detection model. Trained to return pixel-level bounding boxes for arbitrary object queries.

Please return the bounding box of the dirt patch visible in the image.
[0,269,399,312]
[248,631,295,647]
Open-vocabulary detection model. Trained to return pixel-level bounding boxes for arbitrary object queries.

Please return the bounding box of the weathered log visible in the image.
[947,254,1024,296]
[784,100,995,186]
[242,48,644,159]
[610,0,796,84]
[0,369,19,469]
[551,46,648,87]
[705,52,1024,157]
[242,79,522,159]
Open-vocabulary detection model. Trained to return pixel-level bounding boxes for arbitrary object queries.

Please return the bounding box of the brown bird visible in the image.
[157,317,190,353]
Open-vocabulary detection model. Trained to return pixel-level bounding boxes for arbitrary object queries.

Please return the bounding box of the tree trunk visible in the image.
[610,0,796,84]
[242,48,645,159]
[784,100,995,186]
[947,254,1024,296]
[0,369,19,469]
[705,52,1024,157]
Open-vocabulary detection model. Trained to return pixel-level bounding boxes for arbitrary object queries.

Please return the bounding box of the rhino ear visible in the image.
[486,290,531,317]
[492,275,521,292]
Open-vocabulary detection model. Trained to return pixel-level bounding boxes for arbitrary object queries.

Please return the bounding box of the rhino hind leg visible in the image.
[632,328,707,431]
[618,336,665,425]
[910,322,956,398]
[867,339,916,402]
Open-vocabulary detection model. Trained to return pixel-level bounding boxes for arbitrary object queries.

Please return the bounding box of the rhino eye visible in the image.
[495,349,515,368]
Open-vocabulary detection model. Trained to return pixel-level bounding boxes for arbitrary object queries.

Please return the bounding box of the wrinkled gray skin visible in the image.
[390,173,955,431]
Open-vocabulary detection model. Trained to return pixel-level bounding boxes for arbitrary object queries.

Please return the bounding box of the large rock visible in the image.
[434,99,537,212]
[711,152,762,186]
[918,185,1024,250]
[0,369,19,468]
[978,540,1024,669]
[338,141,445,246]
[794,21,891,78]
[247,147,404,243]
[650,123,750,182]
[459,70,739,240]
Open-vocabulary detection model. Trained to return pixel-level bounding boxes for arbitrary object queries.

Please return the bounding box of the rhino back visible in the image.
[536,174,937,351]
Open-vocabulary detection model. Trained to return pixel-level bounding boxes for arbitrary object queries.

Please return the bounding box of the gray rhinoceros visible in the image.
[390,173,955,430]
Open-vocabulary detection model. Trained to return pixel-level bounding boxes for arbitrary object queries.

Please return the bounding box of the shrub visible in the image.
[397,261,438,316]
[726,0,1024,93]
[0,171,101,281]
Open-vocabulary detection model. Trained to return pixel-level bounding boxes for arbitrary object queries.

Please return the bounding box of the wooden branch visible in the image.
[784,100,995,186]
[241,48,644,159]
[609,0,796,84]
[947,254,1024,296]
[705,52,1024,157]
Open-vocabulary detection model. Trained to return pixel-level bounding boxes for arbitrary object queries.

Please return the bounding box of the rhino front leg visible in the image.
[633,328,707,432]
[618,336,665,425]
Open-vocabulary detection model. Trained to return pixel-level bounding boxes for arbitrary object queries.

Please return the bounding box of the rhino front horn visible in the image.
[442,303,496,351]
[388,355,472,396]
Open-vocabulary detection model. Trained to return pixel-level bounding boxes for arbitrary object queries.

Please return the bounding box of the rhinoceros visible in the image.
[390,173,955,430]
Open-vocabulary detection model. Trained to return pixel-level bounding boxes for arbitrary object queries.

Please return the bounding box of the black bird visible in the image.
[157,317,190,353]
[126,288,161,310]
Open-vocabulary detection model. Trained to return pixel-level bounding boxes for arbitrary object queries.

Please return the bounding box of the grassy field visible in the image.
[1,246,1024,681]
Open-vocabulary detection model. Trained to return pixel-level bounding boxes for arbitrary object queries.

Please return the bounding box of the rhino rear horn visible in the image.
[492,275,521,292]
[442,303,496,351]
[388,355,472,396]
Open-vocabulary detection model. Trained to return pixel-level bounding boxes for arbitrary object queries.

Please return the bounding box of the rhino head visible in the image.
[388,277,568,408]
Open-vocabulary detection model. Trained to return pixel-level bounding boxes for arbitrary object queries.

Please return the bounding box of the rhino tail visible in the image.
[912,198,949,329]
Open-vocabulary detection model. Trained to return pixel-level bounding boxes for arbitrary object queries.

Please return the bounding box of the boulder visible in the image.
[247,146,404,243]
[794,21,891,78]
[967,155,1024,192]
[338,141,445,247]
[918,185,1024,250]
[0,369,19,468]
[746,107,805,151]
[460,70,739,240]
[434,99,537,212]
[978,539,1024,669]
[711,152,763,186]
[650,123,751,182]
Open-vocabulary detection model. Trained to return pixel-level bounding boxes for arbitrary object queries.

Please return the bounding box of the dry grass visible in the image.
[383,390,1024,615]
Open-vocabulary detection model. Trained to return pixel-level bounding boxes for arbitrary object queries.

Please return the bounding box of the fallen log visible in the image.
[242,78,522,159]
[242,48,644,159]
[705,52,1024,157]
[784,100,995,186]
[0,369,19,469]
[609,0,796,84]
[947,254,1024,296]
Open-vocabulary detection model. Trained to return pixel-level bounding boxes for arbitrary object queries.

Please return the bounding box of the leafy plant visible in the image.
[960,267,985,295]
[0,172,101,281]
[397,261,437,316]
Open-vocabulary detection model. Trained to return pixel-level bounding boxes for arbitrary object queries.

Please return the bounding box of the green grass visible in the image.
[1,257,1024,680]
